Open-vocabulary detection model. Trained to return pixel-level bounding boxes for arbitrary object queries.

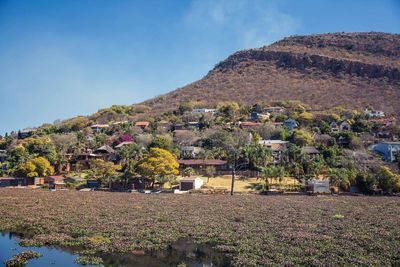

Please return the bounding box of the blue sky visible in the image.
[0,0,399,134]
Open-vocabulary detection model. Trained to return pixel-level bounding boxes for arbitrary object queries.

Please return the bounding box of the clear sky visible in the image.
[0,0,399,134]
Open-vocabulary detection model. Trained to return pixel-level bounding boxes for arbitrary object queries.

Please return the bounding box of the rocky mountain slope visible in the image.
[144,32,400,116]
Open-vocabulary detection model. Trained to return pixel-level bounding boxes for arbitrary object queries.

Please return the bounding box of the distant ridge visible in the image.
[143,32,400,117]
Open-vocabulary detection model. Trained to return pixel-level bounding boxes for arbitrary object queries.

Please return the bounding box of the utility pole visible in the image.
[230,167,235,196]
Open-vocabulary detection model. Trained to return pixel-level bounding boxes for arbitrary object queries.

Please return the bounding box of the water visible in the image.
[0,232,93,267]
[0,232,231,267]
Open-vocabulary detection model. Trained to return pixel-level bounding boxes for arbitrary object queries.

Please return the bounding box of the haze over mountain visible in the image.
[143,32,400,117]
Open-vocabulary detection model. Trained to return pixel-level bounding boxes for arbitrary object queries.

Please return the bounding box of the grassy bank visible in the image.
[0,189,399,266]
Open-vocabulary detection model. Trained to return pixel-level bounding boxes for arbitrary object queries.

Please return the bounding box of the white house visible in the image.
[364,108,385,118]
[192,108,217,114]
[90,124,109,133]
[330,122,339,132]
[308,179,330,194]
[180,146,202,158]
[179,177,204,191]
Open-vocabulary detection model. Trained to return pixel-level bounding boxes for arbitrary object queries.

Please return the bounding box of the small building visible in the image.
[94,145,116,161]
[259,140,289,163]
[177,159,229,176]
[302,146,320,158]
[49,181,66,190]
[187,121,200,130]
[307,179,330,194]
[372,142,400,162]
[250,112,270,122]
[313,134,334,146]
[239,121,260,129]
[34,177,46,186]
[179,177,204,191]
[265,107,286,113]
[192,108,217,114]
[364,108,385,118]
[90,124,109,134]
[18,128,36,139]
[339,121,352,131]
[87,180,100,188]
[180,146,202,159]
[0,178,17,187]
[283,119,298,131]
[135,121,150,129]
[45,175,65,185]
[330,122,339,133]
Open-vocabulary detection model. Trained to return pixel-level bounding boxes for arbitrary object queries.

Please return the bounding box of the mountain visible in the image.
[143,32,400,116]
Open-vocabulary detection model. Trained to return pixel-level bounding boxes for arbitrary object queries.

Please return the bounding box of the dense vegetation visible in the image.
[1,98,400,193]
[0,189,399,267]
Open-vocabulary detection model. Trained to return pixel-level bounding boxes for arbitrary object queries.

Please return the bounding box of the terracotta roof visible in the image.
[135,121,150,127]
[178,159,228,166]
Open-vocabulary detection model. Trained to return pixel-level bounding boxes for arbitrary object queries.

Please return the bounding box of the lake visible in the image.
[0,232,231,267]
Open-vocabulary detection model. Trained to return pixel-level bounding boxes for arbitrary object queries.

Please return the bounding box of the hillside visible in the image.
[143,32,400,117]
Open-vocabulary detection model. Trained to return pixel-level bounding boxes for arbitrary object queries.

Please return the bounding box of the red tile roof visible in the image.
[135,121,150,127]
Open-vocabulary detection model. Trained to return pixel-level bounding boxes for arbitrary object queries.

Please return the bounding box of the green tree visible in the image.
[293,129,313,147]
[136,148,179,189]
[88,159,122,188]
[183,167,195,177]
[148,136,173,151]
[377,166,400,193]
[355,172,376,194]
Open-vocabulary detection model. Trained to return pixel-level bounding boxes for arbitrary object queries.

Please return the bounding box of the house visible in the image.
[302,146,320,158]
[173,124,186,130]
[0,150,6,163]
[87,180,100,188]
[180,146,202,159]
[283,119,298,131]
[18,128,36,139]
[187,121,200,130]
[179,177,204,191]
[114,141,135,149]
[372,142,400,162]
[90,124,109,134]
[50,181,66,190]
[364,108,385,118]
[0,178,27,187]
[250,112,270,122]
[239,121,260,129]
[94,145,116,161]
[259,140,289,163]
[45,175,65,185]
[307,179,330,194]
[135,121,150,129]
[330,122,339,132]
[177,159,229,175]
[337,136,351,147]
[313,134,334,146]
[339,121,352,131]
[265,107,286,113]
[192,108,217,114]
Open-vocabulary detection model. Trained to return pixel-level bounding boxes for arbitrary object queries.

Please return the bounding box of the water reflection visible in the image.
[0,233,231,267]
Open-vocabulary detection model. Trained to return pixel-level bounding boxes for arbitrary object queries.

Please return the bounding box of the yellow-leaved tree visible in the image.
[136,148,179,189]
[17,156,54,177]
